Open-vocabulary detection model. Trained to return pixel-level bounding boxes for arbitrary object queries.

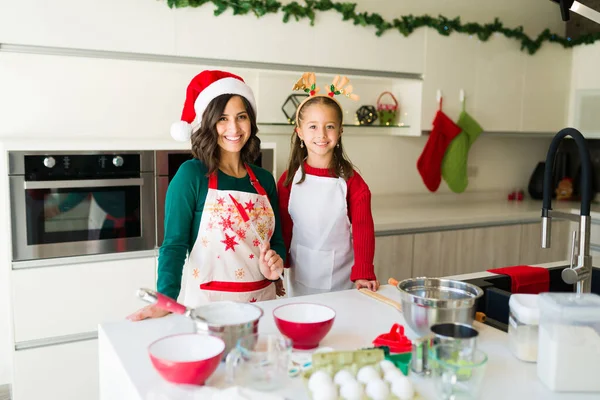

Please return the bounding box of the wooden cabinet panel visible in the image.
[458,225,522,273]
[413,231,460,278]
[519,220,570,265]
[374,235,414,282]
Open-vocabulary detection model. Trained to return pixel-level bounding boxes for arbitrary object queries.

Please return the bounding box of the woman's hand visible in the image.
[259,242,284,281]
[355,279,380,292]
[126,304,170,321]
[275,278,286,297]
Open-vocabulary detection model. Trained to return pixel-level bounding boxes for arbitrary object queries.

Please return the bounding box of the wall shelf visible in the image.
[257,122,417,137]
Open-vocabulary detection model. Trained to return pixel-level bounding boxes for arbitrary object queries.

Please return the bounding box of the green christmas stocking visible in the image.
[441,111,483,193]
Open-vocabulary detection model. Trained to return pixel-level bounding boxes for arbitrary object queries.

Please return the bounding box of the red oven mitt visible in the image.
[487,265,550,294]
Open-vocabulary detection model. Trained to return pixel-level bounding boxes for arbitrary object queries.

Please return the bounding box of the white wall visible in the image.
[0,0,569,387]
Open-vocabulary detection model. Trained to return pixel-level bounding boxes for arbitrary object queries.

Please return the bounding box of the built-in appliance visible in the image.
[155,146,275,246]
[8,151,156,262]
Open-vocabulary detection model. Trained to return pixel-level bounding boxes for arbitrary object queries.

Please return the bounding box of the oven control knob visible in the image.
[43,156,56,168]
[112,156,124,167]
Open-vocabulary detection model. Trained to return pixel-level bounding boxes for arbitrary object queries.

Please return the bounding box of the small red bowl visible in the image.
[148,333,225,385]
[273,303,336,350]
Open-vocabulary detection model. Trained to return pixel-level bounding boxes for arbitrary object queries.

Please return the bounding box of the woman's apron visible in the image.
[179,164,276,307]
[287,168,354,297]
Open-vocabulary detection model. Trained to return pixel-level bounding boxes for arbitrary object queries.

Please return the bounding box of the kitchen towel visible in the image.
[441,109,484,193]
[417,101,462,192]
[487,265,550,294]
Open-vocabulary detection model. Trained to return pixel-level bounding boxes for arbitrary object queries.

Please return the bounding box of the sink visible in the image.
[462,266,600,332]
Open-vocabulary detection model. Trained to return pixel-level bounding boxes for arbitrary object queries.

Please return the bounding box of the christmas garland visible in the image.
[163,0,600,55]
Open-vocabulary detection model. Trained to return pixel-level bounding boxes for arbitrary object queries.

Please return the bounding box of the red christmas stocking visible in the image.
[417,109,462,192]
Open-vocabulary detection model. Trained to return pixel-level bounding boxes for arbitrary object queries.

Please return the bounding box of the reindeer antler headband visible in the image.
[292,72,360,124]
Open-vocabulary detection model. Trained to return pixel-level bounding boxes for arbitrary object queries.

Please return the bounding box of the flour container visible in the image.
[537,292,600,392]
[508,294,540,362]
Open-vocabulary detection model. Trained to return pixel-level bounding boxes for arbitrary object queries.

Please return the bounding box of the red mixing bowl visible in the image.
[148,333,225,385]
[273,303,336,350]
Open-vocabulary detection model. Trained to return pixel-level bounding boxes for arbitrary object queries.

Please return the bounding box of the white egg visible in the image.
[379,359,396,372]
[365,379,390,400]
[391,377,415,400]
[308,370,332,393]
[334,369,356,386]
[340,380,364,400]
[383,368,405,383]
[312,381,338,400]
[357,365,380,384]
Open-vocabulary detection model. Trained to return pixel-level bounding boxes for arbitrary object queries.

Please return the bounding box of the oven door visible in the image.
[9,173,155,262]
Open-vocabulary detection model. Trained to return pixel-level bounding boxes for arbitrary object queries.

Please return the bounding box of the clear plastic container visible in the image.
[537,292,600,392]
[508,294,540,362]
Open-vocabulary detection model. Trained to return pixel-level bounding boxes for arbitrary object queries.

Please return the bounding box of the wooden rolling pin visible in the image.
[358,288,402,312]
[387,278,487,323]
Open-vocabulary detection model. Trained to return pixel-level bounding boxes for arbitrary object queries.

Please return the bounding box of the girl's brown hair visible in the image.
[283,96,355,186]
[191,94,260,176]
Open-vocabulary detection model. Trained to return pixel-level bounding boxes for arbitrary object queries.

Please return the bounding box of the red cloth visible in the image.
[487,266,550,294]
[417,110,462,192]
[277,162,376,282]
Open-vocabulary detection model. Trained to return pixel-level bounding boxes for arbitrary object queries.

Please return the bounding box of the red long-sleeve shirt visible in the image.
[277,162,376,282]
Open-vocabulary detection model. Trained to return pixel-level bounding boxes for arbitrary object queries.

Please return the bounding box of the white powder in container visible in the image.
[537,324,600,392]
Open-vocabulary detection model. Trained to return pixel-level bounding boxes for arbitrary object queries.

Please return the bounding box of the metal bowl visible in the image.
[396,278,483,336]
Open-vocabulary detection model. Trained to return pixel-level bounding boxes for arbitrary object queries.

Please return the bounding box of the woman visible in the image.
[128,70,285,320]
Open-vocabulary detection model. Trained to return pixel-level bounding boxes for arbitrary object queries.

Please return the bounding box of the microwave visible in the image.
[155,145,276,247]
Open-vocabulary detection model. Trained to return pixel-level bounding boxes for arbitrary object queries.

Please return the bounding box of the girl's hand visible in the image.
[126,304,170,321]
[259,242,284,281]
[355,279,380,292]
[275,278,286,297]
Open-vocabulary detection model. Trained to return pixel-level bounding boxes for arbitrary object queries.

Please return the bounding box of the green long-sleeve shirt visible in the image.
[157,159,286,300]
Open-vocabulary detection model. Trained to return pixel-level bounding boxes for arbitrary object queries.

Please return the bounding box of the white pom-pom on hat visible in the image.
[170,121,193,142]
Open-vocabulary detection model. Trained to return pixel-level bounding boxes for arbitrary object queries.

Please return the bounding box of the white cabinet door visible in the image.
[12,257,155,343]
[421,32,479,129]
[473,36,527,132]
[521,43,571,132]
[12,339,98,400]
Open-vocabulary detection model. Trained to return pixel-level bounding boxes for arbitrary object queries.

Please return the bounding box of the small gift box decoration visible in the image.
[377,91,399,126]
[355,105,378,125]
[281,93,309,124]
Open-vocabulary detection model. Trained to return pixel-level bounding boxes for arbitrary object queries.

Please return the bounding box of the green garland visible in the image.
[163,0,600,55]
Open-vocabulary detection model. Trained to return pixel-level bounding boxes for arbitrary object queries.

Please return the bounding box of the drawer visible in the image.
[13,339,98,400]
[12,257,155,343]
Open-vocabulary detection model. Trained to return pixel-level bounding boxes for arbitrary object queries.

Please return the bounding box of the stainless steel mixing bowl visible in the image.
[396,278,483,336]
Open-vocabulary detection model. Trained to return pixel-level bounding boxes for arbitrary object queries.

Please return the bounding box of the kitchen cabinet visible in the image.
[519,220,570,265]
[373,235,414,282]
[521,43,571,133]
[12,256,155,343]
[412,225,522,277]
[421,31,570,133]
[12,339,98,400]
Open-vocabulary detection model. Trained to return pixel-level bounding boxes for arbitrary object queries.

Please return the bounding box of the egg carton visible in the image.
[302,348,421,400]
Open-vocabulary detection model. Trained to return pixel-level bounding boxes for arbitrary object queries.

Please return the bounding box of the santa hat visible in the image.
[171,70,257,142]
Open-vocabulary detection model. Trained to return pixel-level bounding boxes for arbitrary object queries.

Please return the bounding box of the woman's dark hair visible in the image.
[191,94,260,176]
[283,96,355,186]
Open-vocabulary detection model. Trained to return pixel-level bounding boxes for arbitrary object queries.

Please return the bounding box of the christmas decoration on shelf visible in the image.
[281,93,309,124]
[161,0,600,55]
[355,105,377,125]
[376,92,399,126]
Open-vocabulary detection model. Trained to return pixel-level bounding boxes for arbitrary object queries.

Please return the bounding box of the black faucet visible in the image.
[541,127,593,293]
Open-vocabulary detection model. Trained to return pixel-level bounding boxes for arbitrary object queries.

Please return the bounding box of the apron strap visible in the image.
[207,164,267,196]
[245,163,267,196]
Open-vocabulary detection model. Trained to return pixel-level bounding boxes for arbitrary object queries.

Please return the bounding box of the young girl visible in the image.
[129,70,285,320]
[277,73,379,297]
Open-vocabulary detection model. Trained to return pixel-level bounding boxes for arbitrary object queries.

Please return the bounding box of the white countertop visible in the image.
[98,278,598,400]
[371,192,598,233]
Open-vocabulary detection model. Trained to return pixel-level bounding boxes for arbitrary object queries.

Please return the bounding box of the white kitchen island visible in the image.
[98,280,598,400]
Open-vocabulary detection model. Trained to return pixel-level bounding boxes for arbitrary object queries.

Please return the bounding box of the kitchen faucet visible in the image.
[541,127,593,293]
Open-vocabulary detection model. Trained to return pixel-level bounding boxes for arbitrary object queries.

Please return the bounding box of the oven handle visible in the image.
[23,178,145,190]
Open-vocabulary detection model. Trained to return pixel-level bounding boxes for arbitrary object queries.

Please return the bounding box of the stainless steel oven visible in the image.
[155,147,275,247]
[8,151,156,262]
